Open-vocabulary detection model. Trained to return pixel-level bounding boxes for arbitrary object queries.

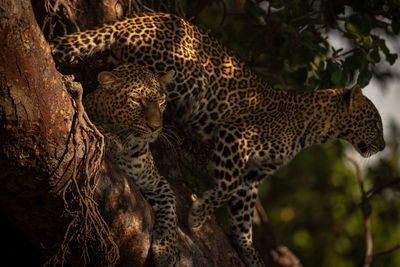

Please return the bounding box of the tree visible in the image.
[1,0,399,266]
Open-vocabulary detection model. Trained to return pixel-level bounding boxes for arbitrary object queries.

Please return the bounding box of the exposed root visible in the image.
[46,76,119,266]
[42,0,80,39]
[123,0,185,17]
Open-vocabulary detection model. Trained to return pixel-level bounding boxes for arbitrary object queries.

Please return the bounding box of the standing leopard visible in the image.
[83,64,177,266]
[52,12,385,267]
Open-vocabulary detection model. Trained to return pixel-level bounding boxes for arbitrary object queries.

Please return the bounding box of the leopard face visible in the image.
[84,64,174,143]
[338,85,385,157]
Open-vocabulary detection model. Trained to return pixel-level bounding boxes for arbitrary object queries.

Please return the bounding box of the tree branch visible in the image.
[367,178,400,201]
[345,154,373,267]
[373,244,400,258]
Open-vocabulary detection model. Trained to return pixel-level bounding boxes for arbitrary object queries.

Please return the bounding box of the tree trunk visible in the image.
[0,0,301,266]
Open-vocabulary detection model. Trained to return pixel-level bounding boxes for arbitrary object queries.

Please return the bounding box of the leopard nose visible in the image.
[143,100,162,132]
[146,121,162,132]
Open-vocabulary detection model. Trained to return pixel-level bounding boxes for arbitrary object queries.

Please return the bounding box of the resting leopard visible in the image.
[83,64,177,266]
[52,12,385,267]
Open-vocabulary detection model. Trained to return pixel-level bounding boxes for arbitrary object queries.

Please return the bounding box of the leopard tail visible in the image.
[50,23,118,62]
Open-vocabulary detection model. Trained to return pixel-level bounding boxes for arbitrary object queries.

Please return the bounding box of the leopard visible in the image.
[51,12,385,267]
[82,64,178,266]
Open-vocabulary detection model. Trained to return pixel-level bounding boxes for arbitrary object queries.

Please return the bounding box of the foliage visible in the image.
[184,0,399,91]
[180,1,400,266]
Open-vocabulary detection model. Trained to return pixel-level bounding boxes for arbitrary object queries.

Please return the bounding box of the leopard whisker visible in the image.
[121,131,136,146]
[158,132,179,157]
[162,125,182,144]
[158,133,172,148]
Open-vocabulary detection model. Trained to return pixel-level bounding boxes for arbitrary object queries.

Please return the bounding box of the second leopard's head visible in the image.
[84,64,175,143]
[337,85,385,157]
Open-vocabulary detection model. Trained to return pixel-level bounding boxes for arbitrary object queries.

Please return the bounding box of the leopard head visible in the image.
[338,85,385,157]
[85,64,175,143]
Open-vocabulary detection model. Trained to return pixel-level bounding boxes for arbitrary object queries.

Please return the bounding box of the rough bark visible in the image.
[0,0,74,257]
[0,0,301,266]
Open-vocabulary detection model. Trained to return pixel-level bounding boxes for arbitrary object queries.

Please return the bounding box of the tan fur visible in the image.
[52,13,385,266]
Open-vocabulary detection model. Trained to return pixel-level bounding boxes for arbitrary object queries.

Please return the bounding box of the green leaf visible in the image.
[357,68,372,87]
[291,67,308,84]
[247,5,267,25]
[362,36,373,49]
[289,45,314,69]
[342,54,359,83]
[369,48,381,64]
[344,53,360,69]
[374,36,398,65]
[392,20,400,34]
[327,62,347,88]
[270,0,285,9]
[345,14,372,38]
[387,53,398,65]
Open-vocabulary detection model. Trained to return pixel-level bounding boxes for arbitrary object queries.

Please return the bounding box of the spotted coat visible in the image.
[53,13,385,267]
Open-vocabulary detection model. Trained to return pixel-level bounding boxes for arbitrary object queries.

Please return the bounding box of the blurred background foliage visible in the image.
[179,0,400,266]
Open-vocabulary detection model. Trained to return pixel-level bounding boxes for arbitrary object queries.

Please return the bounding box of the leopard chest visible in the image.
[114,142,154,177]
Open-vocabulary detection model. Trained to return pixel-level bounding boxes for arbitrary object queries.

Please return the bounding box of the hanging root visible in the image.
[123,0,185,17]
[42,0,80,39]
[46,76,119,266]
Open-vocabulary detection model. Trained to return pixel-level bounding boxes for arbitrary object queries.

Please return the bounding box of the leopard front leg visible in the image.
[141,175,178,267]
[228,180,265,267]
[189,139,246,231]
[118,150,178,267]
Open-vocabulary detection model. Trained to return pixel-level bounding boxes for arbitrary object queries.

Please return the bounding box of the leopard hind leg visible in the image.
[228,179,265,267]
[189,139,246,231]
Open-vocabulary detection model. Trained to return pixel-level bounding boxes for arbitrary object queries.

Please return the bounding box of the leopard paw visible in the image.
[152,240,177,267]
[188,199,206,232]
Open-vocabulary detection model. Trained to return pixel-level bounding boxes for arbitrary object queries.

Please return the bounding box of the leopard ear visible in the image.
[97,71,121,88]
[158,70,175,88]
[346,84,363,112]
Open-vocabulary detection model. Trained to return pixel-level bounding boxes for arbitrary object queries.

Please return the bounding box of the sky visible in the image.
[364,57,400,134]
[365,33,400,127]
